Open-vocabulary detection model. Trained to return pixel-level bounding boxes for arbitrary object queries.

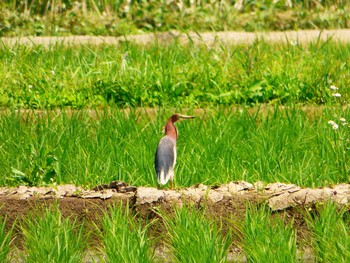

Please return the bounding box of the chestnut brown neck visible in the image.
[165,119,178,140]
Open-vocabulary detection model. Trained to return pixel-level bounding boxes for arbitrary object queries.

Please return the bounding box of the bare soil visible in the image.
[2,29,350,47]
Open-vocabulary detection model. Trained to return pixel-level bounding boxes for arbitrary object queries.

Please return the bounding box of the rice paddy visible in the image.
[1,3,350,260]
[0,105,348,189]
[1,202,350,262]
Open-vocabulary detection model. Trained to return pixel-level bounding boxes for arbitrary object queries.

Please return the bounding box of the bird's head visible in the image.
[169,113,195,123]
[162,114,195,136]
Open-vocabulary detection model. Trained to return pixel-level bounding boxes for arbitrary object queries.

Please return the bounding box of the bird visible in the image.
[155,114,195,189]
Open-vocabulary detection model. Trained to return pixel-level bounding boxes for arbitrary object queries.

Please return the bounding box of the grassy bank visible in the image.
[0,0,349,37]
[0,40,349,108]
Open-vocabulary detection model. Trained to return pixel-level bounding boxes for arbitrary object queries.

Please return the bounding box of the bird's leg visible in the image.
[170,178,174,190]
[157,183,160,190]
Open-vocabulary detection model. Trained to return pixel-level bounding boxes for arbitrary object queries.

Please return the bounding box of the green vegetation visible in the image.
[163,206,230,263]
[21,207,87,263]
[0,40,349,108]
[0,216,13,263]
[242,205,297,262]
[2,203,349,262]
[0,0,349,37]
[306,202,350,262]
[100,203,155,263]
[0,106,348,188]
[1,1,349,262]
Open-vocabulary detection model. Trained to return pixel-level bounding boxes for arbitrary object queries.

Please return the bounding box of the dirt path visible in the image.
[2,29,350,47]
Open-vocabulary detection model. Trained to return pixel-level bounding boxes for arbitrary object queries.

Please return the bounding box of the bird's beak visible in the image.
[178,114,195,120]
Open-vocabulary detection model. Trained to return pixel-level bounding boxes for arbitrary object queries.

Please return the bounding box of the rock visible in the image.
[100,190,114,200]
[253,181,265,190]
[57,184,77,196]
[0,187,10,195]
[227,181,253,194]
[81,189,114,199]
[81,191,103,199]
[17,186,28,194]
[163,190,181,204]
[182,186,208,204]
[17,192,32,200]
[136,187,164,205]
[207,190,224,203]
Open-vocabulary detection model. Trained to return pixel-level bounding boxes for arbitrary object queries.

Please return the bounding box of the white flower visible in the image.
[330,85,338,90]
[124,5,130,13]
[328,120,339,130]
[332,93,342,97]
[340,118,347,126]
[28,85,33,89]
[51,69,55,76]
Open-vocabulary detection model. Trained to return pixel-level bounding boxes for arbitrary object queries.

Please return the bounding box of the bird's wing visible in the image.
[155,136,176,185]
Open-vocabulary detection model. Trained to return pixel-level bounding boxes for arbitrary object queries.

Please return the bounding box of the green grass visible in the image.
[3,202,349,262]
[0,216,14,263]
[100,203,155,263]
[0,0,349,36]
[241,205,297,262]
[162,206,231,263]
[21,206,87,263]
[0,106,348,188]
[0,40,349,108]
[306,202,350,262]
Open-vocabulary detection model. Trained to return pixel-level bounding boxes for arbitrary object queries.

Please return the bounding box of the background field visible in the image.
[0,40,349,108]
[1,0,349,36]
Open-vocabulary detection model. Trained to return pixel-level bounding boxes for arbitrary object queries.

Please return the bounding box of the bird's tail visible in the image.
[157,169,173,185]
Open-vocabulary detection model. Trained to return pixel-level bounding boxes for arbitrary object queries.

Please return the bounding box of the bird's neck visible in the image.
[165,121,177,140]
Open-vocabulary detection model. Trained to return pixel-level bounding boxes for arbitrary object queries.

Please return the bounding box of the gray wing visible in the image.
[155,137,176,184]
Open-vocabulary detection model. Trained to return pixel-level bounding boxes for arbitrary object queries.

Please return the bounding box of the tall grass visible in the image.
[0,216,14,263]
[242,205,297,262]
[0,40,349,108]
[1,0,348,36]
[100,203,155,263]
[306,202,350,262]
[162,206,231,263]
[0,106,348,188]
[21,206,87,263]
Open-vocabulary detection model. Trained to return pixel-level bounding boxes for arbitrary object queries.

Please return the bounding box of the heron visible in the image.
[155,114,195,189]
